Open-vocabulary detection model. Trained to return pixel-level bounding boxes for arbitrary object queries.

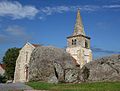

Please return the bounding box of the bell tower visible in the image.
[66,9,92,68]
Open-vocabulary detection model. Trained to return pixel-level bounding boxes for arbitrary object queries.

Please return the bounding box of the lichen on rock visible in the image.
[79,54,120,82]
[29,46,80,83]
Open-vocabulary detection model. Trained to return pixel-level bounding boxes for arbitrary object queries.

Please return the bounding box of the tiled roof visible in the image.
[32,44,40,47]
[0,64,5,69]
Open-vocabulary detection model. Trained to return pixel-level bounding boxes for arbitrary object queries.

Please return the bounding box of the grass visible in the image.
[26,82,120,91]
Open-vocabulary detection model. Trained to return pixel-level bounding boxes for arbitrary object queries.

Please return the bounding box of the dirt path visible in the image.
[0,83,33,91]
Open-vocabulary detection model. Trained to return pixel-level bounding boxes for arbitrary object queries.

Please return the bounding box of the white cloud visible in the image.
[0,1,39,19]
[39,4,120,18]
[0,25,31,44]
[0,1,120,20]
[6,25,25,36]
[39,16,44,20]
[5,25,31,40]
[103,5,120,8]
[40,5,99,16]
[0,2,99,20]
[81,5,100,11]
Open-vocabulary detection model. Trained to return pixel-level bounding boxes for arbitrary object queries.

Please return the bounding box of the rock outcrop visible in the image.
[29,46,120,83]
[29,46,80,83]
[79,55,120,82]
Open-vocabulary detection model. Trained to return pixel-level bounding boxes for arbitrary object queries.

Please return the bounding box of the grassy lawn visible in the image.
[26,82,120,91]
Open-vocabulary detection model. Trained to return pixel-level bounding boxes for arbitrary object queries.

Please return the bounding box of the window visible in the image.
[25,65,29,81]
[26,51,28,62]
[72,39,77,45]
[72,39,74,45]
[74,39,77,45]
[85,40,88,48]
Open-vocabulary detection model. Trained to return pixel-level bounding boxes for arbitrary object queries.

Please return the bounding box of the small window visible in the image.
[72,39,74,45]
[26,52,28,62]
[85,40,88,48]
[74,39,77,45]
[72,39,77,45]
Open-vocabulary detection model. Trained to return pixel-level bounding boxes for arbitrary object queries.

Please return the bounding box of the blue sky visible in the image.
[0,0,120,62]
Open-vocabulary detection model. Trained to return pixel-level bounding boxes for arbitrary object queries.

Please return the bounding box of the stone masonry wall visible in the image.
[13,43,35,83]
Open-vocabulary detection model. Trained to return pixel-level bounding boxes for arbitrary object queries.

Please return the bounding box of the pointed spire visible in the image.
[73,9,85,36]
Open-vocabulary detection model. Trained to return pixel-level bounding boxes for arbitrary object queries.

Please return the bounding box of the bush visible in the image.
[0,75,7,83]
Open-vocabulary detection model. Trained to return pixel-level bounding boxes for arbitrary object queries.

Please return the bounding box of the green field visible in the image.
[26,82,120,91]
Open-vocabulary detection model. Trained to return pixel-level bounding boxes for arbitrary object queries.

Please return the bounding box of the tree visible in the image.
[2,47,21,80]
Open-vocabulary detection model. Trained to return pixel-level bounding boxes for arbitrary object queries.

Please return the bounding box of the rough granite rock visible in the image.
[29,46,79,83]
[79,54,120,82]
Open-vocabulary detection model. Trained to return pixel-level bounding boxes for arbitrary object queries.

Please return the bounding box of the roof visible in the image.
[0,64,5,69]
[73,9,85,36]
[67,34,90,39]
[32,44,40,47]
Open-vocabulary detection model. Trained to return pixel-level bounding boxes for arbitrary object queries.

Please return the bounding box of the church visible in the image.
[13,42,40,83]
[66,9,92,68]
[13,9,92,83]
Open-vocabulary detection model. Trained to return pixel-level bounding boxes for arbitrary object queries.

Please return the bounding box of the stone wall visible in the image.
[67,36,90,48]
[66,46,92,68]
[13,43,35,83]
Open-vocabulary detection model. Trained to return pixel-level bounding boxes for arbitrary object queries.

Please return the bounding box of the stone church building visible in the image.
[13,42,39,83]
[66,9,92,68]
[13,9,92,83]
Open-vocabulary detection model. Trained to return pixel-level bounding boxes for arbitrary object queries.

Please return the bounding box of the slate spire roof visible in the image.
[73,9,85,36]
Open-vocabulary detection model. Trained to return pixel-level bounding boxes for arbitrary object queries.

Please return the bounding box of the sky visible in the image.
[0,0,120,62]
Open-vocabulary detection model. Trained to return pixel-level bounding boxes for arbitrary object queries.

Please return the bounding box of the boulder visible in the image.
[79,55,120,82]
[29,46,80,83]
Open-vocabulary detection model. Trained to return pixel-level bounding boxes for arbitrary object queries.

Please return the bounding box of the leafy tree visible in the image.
[2,47,21,80]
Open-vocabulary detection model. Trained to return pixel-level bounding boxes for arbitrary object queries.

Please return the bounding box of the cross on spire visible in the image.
[73,9,85,36]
